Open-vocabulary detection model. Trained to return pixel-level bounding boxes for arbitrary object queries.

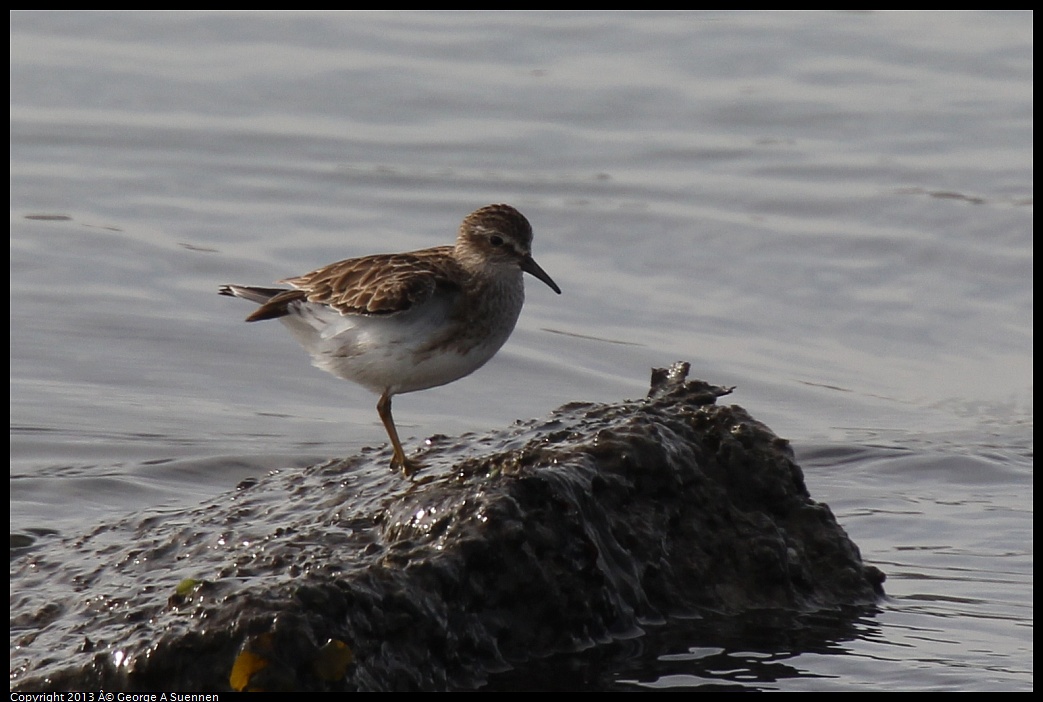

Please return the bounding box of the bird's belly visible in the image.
[279,297,518,395]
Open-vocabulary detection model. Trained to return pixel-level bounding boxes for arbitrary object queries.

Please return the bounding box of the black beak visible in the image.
[520,255,562,294]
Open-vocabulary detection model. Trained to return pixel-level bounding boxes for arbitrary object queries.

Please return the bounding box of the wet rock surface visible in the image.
[10,363,884,691]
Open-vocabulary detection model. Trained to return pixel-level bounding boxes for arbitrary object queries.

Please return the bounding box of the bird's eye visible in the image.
[489,235,504,247]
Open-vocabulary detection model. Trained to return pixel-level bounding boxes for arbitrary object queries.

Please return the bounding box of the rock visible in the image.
[10,363,884,691]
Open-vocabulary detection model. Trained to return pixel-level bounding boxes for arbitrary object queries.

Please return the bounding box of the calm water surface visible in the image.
[9,11,1032,691]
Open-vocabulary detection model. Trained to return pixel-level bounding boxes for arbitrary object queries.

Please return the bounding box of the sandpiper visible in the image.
[219,204,561,476]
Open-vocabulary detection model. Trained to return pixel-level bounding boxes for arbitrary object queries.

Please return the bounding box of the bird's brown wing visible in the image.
[249,247,463,321]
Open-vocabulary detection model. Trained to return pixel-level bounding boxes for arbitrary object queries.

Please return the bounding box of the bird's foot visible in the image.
[390,453,423,478]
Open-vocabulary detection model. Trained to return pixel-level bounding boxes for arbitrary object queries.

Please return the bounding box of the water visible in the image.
[9,10,1032,691]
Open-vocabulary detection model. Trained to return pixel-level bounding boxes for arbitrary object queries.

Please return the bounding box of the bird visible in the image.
[219,204,561,476]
